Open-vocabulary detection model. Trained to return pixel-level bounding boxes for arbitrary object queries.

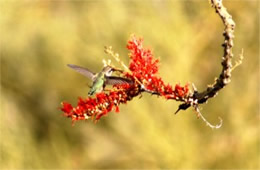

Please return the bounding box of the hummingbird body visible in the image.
[88,69,107,96]
[67,64,132,96]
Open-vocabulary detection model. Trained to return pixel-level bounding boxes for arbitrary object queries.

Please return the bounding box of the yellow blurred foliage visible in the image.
[0,0,259,169]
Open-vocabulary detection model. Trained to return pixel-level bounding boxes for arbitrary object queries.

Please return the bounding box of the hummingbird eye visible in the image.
[105,68,113,76]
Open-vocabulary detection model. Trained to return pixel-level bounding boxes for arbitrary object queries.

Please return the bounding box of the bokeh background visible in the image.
[1,0,259,169]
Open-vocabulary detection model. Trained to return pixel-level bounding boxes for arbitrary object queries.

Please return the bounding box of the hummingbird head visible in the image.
[102,66,124,76]
[102,66,115,76]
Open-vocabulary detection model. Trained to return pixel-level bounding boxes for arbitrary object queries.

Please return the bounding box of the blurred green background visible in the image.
[0,0,259,169]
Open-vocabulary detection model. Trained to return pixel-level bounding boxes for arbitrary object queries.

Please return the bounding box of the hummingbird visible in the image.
[67,64,133,96]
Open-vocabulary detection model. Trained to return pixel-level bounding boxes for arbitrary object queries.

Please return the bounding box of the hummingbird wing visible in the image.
[67,64,96,81]
[105,76,134,85]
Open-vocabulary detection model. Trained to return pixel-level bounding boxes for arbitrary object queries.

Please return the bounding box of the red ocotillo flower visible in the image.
[61,35,189,123]
[125,36,189,100]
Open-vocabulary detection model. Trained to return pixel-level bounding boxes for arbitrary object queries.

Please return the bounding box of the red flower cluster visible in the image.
[61,35,189,123]
[61,84,140,123]
[125,36,189,100]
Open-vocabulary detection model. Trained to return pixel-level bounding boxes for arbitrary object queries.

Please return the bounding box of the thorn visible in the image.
[174,107,182,114]
[192,83,198,93]
[174,103,191,114]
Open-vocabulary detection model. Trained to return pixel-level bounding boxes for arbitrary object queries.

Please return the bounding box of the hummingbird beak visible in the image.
[112,68,123,73]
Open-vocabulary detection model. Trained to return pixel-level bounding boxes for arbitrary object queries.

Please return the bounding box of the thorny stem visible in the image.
[177,0,242,111]
[197,0,236,103]
[173,0,243,128]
